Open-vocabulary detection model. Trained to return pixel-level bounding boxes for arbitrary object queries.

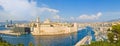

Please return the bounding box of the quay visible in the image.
[75,36,92,46]
[0,30,21,36]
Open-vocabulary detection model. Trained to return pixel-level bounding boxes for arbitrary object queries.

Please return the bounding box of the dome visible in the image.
[44,19,51,23]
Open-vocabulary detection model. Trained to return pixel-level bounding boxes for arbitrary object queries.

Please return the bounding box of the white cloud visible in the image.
[0,0,60,22]
[70,17,75,20]
[78,12,102,20]
[0,0,103,22]
[50,12,102,22]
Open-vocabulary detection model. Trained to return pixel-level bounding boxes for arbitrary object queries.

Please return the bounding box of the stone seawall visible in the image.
[31,26,78,35]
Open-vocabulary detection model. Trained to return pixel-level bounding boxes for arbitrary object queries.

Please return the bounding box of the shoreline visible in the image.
[31,28,83,36]
[0,30,21,36]
[75,36,91,46]
[0,28,83,36]
[31,31,78,36]
[0,29,80,36]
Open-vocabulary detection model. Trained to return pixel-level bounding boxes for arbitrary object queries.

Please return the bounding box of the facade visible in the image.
[30,17,78,35]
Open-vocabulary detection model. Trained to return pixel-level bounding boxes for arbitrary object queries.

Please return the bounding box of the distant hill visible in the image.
[107,18,120,22]
[0,20,30,25]
[12,20,30,24]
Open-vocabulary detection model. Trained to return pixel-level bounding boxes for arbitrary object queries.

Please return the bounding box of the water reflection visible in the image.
[33,33,77,46]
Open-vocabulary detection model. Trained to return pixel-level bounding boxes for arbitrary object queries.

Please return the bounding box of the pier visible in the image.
[75,36,92,46]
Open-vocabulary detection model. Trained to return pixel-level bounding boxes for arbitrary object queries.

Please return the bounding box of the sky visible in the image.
[0,0,120,22]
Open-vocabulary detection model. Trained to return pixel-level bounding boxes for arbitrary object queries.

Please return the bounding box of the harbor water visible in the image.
[0,26,95,46]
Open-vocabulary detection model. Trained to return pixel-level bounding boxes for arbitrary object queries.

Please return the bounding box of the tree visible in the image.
[17,43,24,46]
[29,42,34,46]
[107,33,114,43]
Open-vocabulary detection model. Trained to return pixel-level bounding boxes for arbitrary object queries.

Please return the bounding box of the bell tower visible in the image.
[36,17,40,27]
[36,16,40,33]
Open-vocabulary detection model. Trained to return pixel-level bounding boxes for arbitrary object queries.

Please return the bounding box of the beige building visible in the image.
[30,17,78,35]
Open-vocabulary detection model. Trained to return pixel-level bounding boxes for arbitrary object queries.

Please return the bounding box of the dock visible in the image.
[0,30,21,36]
[75,36,92,46]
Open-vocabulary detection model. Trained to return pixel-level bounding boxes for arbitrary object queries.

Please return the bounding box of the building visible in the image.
[11,27,31,34]
[30,17,78,35]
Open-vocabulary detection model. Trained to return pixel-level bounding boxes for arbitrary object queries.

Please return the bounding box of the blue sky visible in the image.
[35,0,120,22]
[0,0,120,22]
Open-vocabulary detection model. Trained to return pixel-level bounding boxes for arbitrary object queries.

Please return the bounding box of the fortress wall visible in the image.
[39,25,78,33]
[40,26,69,33]
[31,23,78,35]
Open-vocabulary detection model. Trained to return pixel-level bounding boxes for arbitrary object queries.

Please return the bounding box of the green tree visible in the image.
[29,42,34,46]
[17,43,24,46]
[107,33,114,43]
[112,24,120,34]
